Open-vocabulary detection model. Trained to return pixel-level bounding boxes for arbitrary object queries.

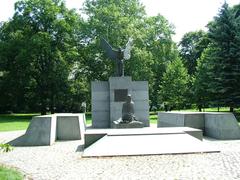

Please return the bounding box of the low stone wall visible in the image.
[158,112,240,140]
[204,113,240,139]
[158,112,204,130]
[9,113,86,146]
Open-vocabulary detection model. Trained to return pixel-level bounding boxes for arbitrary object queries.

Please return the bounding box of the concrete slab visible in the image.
[84,127,203,150]
[82,133,219,157]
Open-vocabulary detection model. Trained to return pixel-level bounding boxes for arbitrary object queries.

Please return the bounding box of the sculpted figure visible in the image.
[100,37,133,77]
[122,94,136,123]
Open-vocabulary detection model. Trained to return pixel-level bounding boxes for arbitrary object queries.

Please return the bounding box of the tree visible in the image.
[159,58,190,110]
[194,45,219,111]
[179,30,209,75]
[0,0,85,114]
[81,0,178,109]
[143,15,178,109]
[207,2,240,111]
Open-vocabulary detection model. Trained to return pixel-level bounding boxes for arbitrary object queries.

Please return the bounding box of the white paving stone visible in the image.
[1,130,240,179]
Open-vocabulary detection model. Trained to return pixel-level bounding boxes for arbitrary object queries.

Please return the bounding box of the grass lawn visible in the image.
[0,112,157,132]
[0,108,238,132]
[174,107,232,112]
[0,114,39,132]
[150,112,158,124]
[0,166,23,180]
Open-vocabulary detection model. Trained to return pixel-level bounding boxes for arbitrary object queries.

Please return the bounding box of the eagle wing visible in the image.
[100,38,118,60]
[123,37,133,60]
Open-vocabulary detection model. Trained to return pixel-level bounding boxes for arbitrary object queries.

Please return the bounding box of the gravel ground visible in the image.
[1,130,240,180]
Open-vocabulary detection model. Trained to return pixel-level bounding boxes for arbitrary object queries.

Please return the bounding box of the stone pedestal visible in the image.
[112,119,144,129]
[91,76,149,128]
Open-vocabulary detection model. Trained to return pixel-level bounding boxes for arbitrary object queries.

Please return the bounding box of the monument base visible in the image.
[113,119,144,129]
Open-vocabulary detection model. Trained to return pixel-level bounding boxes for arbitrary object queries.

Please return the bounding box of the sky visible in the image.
[0,0,239,42]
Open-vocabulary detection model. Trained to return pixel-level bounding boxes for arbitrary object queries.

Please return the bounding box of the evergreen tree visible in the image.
[194,45,219,111]
[208,2,240,111]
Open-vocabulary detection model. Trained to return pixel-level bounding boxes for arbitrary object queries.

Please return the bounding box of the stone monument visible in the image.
[91,38,149,128]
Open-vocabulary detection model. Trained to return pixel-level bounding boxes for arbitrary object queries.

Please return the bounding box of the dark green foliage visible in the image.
[81,0,178,109]
[0,0,88,114]
[193,2,240,111]
[207,3,240,110]
[194,45,218,110]
[179,30,210,75]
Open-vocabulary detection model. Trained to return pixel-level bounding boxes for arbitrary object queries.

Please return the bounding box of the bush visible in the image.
[0,143,13,153]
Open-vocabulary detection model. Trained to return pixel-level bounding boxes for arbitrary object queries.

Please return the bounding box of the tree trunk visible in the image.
[230,107,234,112]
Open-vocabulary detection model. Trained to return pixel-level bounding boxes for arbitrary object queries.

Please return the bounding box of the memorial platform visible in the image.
[83,127,219,157]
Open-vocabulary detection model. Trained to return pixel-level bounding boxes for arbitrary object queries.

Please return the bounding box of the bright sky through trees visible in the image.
[0,0,239,42]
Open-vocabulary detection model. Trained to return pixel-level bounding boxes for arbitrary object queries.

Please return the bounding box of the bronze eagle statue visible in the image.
[100,37,133,77]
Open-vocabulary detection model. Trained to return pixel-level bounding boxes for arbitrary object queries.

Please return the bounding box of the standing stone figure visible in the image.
[122,94,136,123]
[100,37,133,77]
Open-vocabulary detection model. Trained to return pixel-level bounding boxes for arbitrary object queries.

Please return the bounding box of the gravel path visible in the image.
[1,130,240,180]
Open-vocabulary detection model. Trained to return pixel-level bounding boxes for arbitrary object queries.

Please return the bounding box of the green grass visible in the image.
[150,112,158,124]
[0,166,23,180]
[0,114,39,132]
[173,107,232,112]
[85,112,92,125]
[0,108,238,132]
[0,113,92,132]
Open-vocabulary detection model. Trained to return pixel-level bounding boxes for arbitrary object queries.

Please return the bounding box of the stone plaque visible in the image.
[114,89,128,102]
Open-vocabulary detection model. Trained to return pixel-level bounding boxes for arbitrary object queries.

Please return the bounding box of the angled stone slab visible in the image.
[9,115,57,146]
[82,133,219,157]
[9,113,86,146]
[204,113,240,139]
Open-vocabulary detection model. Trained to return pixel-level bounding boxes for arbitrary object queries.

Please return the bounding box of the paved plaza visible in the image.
[1,130,240,180]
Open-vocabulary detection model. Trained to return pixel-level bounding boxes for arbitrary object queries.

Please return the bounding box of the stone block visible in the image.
[135,111,149,126]
[158,112,184,127]
[91,101,110,111]
[9,113,86,146]
[109,76,132,90]
[92,76,150,128]
[92,92,109,101]
[132,91,149,101]
[91,81,110,128]
[91,81,109,92]
[204,113,240,139]
[56,114,84,140]
[158,112,240,140]
[184,113,205,130]
[134,100,149,111]
[92,117,110,128]
[132,81,148,90]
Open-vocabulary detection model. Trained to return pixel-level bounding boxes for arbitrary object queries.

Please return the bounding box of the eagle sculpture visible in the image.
[100,37,133,77]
